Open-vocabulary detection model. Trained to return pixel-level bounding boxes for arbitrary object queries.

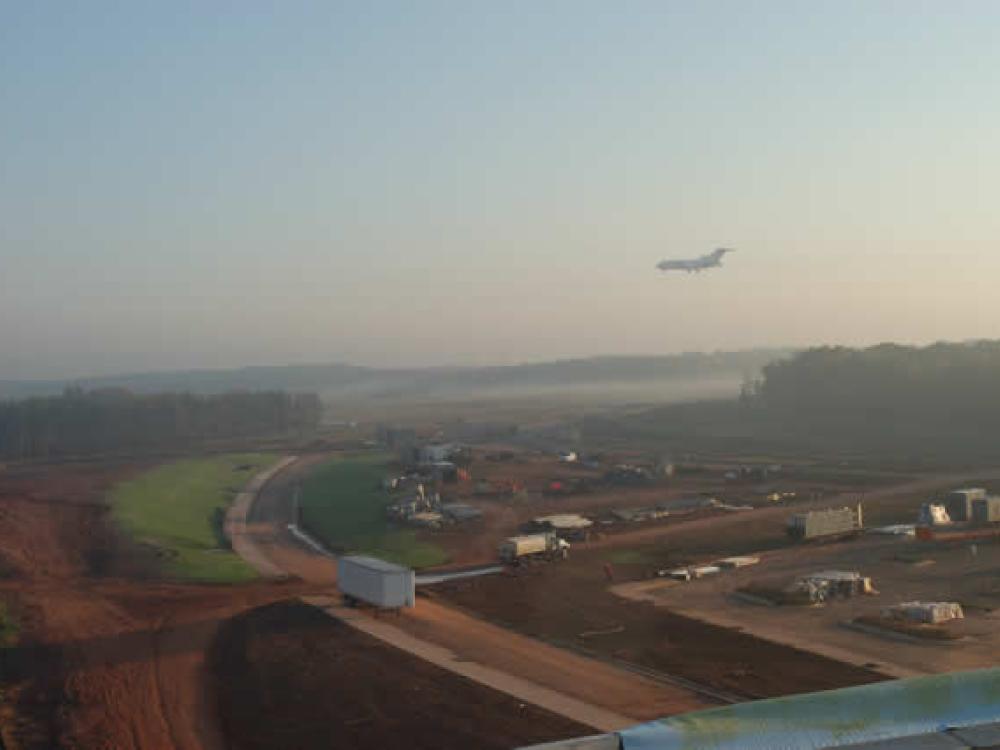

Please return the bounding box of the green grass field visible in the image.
[111,453,278,583]
[299,454,447,569]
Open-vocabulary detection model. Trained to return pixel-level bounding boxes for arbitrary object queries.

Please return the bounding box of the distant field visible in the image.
[299,454,447,569]
[322,376,744,423]
[111,453,278,583]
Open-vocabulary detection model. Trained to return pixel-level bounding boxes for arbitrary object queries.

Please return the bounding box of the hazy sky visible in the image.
[3,1,1000,378]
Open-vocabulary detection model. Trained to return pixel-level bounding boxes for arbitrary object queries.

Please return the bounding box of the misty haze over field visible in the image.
[0,350,786,405]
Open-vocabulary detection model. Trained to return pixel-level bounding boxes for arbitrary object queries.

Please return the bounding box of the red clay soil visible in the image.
[209,600,591,750]
[429,552,887,700]
[0,461,310,750]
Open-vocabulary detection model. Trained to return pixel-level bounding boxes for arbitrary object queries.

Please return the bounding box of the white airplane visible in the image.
[656,247,735,273]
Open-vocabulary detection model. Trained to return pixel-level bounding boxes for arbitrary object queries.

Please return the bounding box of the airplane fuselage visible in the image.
[656,257,723,273]
[656,248,733,273]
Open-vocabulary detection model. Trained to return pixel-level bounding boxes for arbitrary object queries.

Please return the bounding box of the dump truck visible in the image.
[787,504,863,541]
[498,532,570,564]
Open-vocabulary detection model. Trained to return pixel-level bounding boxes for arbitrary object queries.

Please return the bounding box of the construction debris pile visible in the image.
[791,570,877,603]
[663,556,760,582]
[385,482,483,529]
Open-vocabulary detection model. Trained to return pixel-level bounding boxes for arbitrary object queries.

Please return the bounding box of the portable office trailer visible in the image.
[338,555,415,609]
[971,496,1000,524]
[945,488,986,523]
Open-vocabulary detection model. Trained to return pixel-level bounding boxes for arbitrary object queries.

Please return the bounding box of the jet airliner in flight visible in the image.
[657,247,735,273]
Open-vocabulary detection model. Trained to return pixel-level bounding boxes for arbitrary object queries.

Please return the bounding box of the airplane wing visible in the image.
[522,668,1000,750]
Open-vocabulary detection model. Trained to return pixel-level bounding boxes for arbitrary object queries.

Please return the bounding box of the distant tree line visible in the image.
[0,388,322,459]
[745,340,1000,437]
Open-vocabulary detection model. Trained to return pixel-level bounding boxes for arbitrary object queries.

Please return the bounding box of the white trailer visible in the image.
[499,532,570,564]
[338,555,415,609]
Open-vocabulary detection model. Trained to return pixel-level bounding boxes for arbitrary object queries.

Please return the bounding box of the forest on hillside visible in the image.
[749,341,1000,434]
[0,388,321,459]
[586,341,1000,457]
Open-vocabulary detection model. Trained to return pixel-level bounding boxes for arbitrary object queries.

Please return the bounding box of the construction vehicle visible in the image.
[498,532,570,565]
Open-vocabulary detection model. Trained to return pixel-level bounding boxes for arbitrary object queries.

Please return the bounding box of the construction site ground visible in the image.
[6,445,1000,750]
[244,454,885,702]
[426,465,1000,697]
[426,552,885,700]
[243,459,713,724]
[0,456,606,750]
[209,599,591,750]
[613,534,1000,678]
[0,459,324,750]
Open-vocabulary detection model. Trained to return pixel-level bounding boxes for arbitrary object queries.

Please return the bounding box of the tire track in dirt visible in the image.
[0,460,308,750]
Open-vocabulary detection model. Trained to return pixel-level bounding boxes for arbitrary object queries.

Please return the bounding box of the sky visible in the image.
[3,1,1000,379]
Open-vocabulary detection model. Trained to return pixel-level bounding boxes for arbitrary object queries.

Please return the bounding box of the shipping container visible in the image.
[338,555,415,609]
[972,496,1000,524]
[786,505,862,540]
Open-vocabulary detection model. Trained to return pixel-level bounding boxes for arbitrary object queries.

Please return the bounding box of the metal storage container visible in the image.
[786,506,861,540]
[971,496,1000,524]
[338,555,415,609]
[945,488,986,523]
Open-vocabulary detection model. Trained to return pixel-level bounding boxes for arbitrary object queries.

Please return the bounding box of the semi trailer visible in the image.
[338,555,416,609]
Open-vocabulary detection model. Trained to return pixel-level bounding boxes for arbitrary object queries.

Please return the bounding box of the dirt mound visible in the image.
[209,600,590,750]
